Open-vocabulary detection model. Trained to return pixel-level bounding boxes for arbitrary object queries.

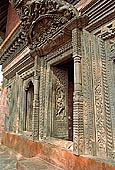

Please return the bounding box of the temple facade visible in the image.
[0,0,115,169]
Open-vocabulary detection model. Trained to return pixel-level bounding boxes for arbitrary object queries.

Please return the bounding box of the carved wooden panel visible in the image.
[51,66,68,140]
[104,38,115,159]
[82,30,113,158]
[82,31,95,155]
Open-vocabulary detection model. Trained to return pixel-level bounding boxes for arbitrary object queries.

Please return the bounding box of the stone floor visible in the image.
[0,144,63,170]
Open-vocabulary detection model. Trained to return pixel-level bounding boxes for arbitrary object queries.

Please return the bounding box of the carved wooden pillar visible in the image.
[72,28,84,155]
[32,55,40,140]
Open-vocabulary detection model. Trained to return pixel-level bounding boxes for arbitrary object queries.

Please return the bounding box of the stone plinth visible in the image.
[2,131,115,170]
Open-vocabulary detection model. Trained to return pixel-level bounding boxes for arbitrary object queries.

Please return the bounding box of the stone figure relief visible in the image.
[52,66,68,139]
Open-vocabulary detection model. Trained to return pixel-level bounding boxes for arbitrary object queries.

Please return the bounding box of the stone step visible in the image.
[16,157,64,170]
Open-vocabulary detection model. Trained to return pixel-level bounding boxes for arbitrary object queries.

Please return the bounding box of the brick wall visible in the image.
[5,3,20,38]
[0,88,8,141]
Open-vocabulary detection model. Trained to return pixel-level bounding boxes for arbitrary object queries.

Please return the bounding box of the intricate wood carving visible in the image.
[82,31,95,155]
[0,28,26,67]
[91,36,107,157]
[82,30,114,158]
[39,42,72,139]
[9,0,24,9]
[52,67,68,139]
[72,28,84,155]
[100,39,114,157]
[104,39,115,157]
[39,57,46,139]
[109,40,115,60]
[66,0,80,4]
[32,55,40,140]
[11,0,78,49]
[6,77,20,133]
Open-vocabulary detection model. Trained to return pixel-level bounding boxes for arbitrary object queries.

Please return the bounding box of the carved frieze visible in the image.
[0,28,26,67]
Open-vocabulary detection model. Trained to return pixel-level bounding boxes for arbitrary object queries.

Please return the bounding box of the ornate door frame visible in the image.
[42,42,73,140]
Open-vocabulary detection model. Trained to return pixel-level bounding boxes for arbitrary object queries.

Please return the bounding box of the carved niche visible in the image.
[10,0,79,49]
[24,80,34,132]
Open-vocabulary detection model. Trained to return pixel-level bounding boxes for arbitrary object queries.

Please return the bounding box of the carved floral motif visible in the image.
[95,79,106,153]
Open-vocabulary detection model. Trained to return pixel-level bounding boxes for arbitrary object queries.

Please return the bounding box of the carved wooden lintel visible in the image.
[9,0,88,53]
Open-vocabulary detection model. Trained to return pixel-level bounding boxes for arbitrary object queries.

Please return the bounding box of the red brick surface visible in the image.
[2,132,115,170]
[5,3,20,38]
[76,0,93,10]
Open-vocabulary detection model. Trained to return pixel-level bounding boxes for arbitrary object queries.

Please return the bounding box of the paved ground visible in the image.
[17,158,63,170]
[0,144,23,170]
[0,144,63,170]
[0,145,16,170]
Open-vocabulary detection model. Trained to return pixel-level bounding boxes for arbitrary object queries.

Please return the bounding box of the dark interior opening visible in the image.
[25,81,34,132]
[57,59,74,141]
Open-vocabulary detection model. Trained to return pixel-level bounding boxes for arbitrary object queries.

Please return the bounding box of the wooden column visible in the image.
[32,55,40,140]
[72,28,84,155]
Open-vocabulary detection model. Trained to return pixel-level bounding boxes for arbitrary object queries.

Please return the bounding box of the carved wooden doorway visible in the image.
[25,81,34,132]
[51,59,74,141]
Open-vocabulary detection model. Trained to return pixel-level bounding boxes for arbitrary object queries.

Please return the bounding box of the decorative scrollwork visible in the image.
[11,0,78,49]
